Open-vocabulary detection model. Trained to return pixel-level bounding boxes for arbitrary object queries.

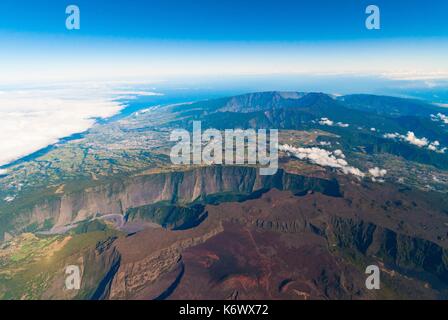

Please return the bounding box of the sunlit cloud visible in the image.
[280,144,365,177]
[318,117,350,128]
[383,131,446,153]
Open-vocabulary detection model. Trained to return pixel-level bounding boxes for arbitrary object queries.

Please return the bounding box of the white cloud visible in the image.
[428,140,440,151]
[333,149,345,158]
[3,196,15,202]
[383,133,400,139]
[431,113,448,124]
[381,71,448,81]
[341,166,364,177]
[383,131,445,153]
[369,167,387,178]
[404,131,429,147]
[319,117,334,126]
[0,83,161,166]
[318,117,349,128]
[112,90,163,101]
[367,167,388,183]
[113,90,161,96]
[280,145,364,177]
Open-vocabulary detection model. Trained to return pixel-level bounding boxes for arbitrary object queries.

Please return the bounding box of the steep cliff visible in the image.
[2,166,340,237]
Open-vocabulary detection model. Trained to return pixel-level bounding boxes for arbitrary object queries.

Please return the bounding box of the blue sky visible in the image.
[1,0,447,40]
[0,0,447,83]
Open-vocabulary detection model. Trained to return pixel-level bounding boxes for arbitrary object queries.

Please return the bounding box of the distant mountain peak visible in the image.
[216,91,336,113]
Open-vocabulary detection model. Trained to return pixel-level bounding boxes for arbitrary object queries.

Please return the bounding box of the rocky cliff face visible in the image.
[5,166,340,236]
[329,217,448,286]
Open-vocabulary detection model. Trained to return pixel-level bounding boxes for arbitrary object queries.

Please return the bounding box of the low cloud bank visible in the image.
[0,84,161,166]
[281,144,389,182]
[280,145,364,177]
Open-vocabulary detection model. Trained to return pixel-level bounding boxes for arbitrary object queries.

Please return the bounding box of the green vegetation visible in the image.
[0,228,120,300]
